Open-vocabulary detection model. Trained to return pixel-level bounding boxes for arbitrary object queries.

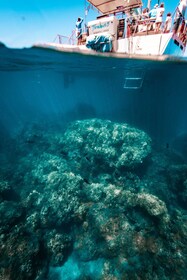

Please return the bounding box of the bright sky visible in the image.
[0,0,180,48]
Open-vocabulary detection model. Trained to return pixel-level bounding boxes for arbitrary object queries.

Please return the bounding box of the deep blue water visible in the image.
[1,43,187,146]
[0,43,187,280]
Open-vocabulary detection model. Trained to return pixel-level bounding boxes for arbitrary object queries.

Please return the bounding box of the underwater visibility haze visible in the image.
[0,43,187,279]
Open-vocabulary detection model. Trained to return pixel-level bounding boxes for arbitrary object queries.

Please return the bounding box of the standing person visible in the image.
[173,0,187,34]
[155,3,165,33]
[142,7,149,19]
[149,4,159,31]
[76,17,84,45]
[164,13,172,33]
[149,4,158,19]
[179,20,187,44]
[178,0,187,17]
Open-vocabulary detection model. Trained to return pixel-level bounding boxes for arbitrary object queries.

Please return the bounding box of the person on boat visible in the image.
[76,17,84,45]
[149,4,159,31]
[138,8,149,33]
[155,3,165,33]
[126,9,138,36]
[179,19,187,44]
[142,7,149,20]
[149,4,158,19]
[163,12,172,33]
[173,0,187,34]
[178,0,187,17]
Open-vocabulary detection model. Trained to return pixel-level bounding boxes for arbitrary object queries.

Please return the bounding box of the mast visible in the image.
[147,0,151,10]
[84,0,87,33]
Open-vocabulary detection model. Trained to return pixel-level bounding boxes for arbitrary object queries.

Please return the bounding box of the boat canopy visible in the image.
[87,0,143,15]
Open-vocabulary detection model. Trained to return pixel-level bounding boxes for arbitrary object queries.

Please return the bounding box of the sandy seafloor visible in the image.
[0,42,187,279]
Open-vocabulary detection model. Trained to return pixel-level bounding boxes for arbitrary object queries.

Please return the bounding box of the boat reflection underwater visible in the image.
[0,44,187,279]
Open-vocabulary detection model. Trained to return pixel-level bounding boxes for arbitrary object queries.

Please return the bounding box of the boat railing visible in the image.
[124,6,187,38]
[53,30,76,45]
[124,15,165,37]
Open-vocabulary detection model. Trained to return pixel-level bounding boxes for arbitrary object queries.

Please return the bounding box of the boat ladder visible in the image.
[123,69,145,90]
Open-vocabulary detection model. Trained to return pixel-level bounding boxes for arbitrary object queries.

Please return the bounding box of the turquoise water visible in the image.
[1,44,187,144]
[0,43,187,279]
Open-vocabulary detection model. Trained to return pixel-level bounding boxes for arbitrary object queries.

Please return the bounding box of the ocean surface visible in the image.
[0,42,187,279]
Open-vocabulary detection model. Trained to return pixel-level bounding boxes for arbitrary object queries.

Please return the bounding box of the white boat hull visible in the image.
[36,32,185,62]
[116,33,185,56]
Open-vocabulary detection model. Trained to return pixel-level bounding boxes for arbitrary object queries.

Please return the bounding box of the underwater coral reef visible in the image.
[0,118,187,280]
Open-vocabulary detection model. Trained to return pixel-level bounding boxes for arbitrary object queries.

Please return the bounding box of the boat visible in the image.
[37,0,187,59]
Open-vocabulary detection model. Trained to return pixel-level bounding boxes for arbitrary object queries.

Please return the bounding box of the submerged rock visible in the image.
[0,227,41,280]
[0,119,187,280]
[126,192,169,219]
[60,119,152,173]
[44,230,72,266]
[0,201,23,232]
